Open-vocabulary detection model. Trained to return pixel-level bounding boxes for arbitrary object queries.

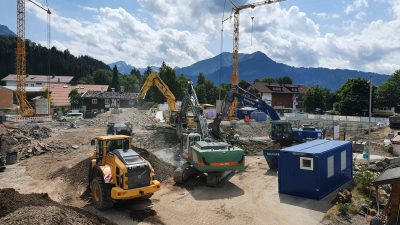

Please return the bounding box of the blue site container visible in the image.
[263,149,280,170]
[236,107,256,120]
[278,140,353,200]
[251,111,267,122]
[291,128,324,141]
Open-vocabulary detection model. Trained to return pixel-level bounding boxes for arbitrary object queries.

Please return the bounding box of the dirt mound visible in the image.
[135,147,176,182]
[0,188,115,225]
[48,158,90,187]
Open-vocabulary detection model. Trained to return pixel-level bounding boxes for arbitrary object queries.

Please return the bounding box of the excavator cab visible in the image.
[270,121,293,142]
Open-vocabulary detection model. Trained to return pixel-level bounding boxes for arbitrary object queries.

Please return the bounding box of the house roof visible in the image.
[81,91,137,100]
[3,86,45,93]
[373,167,400,186]
[249,83,306,94]
[50,84,109,107]
[2,74,74,83]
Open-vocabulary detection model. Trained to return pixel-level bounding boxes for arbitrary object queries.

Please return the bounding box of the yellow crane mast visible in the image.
[224,0,285,118]
[16,0,51,116]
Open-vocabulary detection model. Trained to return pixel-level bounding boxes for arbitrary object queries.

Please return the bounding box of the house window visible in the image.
[30,84,34,87]
[105,99,110,105]
[92,99,97,104]
[300,157,313,171]
[341,151,346,171]
[36,82,42,85]
[327,156,334,178]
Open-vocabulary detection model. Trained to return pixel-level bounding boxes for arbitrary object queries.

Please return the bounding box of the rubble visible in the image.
[367,157,400,172]
[0,126,74,161]
[0,188,115,225]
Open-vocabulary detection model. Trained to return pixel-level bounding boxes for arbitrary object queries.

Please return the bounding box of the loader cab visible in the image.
[181,133,201,157]
[270,121,292,142]
[91,135,132,165]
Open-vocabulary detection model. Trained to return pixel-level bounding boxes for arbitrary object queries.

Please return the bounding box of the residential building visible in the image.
[81,91,137,112]
[49,84,109,109]
[0,87,14,112]
[1,74,74,87]
[247,83,307,113]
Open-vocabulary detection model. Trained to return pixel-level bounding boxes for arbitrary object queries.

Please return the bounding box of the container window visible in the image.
[341,151,346,171]
[327,156,334,178]
[300,157,313,170]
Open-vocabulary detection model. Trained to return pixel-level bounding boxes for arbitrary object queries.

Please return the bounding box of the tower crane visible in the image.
[223,0,285,118]
[16,0,51,116]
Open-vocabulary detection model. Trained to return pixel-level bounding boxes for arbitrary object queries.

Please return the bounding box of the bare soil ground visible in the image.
[2,108,386,225]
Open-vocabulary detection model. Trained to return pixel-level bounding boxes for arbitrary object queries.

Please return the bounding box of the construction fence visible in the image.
[284,113,389,124]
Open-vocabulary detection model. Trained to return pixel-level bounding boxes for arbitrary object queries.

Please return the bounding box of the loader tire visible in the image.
[91,176,113,210]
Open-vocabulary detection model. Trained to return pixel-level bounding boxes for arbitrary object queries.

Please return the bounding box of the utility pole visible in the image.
[368,76,372,166]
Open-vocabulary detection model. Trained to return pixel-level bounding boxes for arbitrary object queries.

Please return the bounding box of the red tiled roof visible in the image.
[2,74,74,83]
[250,83,306,94]
[50,84,108,107]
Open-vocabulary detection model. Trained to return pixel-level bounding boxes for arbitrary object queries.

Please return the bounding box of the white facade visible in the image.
[5,81,46,87]
[261,93,272,104]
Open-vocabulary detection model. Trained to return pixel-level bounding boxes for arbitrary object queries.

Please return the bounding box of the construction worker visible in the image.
[367,209,382,225]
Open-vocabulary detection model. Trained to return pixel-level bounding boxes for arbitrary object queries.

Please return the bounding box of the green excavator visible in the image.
[173,81,245,187]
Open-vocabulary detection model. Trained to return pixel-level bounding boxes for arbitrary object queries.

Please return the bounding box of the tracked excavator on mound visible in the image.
[173,81,245,187]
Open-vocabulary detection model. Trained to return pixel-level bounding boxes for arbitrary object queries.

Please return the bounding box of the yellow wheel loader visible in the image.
[89,135,160,210]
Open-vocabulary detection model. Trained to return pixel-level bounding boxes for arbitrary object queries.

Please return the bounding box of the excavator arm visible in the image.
[138,72,176,111]
[176,81,210,140]
[210,85,282,139]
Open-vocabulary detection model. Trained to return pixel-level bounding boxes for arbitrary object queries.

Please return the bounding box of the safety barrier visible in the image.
[284,113,389,124]
[6,115,52,123]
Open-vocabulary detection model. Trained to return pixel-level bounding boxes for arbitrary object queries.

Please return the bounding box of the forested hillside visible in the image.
[0,36,110,81]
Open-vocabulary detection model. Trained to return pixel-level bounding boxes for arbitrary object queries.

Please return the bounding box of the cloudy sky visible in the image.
[1,0,400,74]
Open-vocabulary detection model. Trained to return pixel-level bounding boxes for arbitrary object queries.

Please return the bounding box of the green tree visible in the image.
[69,89,82,109]
[376,70,400,111]
[197,72,206,85]
[150,62,183,102]
[276,76,293,85]
[130,68,142,80]
[93,69,111,84]
[335,78,371,116]
[261,77,276,84]
[303,86,331,113]
[238,80,249,89]
[110,65,120,92]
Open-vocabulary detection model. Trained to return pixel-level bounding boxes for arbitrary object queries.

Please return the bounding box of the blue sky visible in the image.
[1,0,399,74]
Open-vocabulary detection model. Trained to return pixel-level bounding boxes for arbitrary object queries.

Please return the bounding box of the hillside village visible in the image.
[1,1,400,225]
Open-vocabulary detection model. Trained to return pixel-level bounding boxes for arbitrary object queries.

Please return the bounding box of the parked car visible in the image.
[59,112,84,122]
[106,122,133,136]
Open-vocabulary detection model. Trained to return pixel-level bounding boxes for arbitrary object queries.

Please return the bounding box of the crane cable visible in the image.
[251,8,254,46]
[46,0,51,114]
[219,0,228,100]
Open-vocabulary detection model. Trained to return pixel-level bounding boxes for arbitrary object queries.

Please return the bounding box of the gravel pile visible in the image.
[0,189,115,225]
[135,147,176,182]
[48,158,90,187]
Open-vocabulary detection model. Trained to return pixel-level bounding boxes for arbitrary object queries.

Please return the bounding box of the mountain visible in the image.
[108,61,133,74]
[0,24,15,36]
[108,61,159,75]
[176,51,389,90]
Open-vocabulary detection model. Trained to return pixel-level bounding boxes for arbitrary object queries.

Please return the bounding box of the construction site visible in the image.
[1,0,400,225]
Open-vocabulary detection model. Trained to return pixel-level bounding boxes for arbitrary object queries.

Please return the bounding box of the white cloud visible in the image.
[28,5,213,68]
[313,12,340,19]
[28,1,400,75]
[345,0,369,14]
